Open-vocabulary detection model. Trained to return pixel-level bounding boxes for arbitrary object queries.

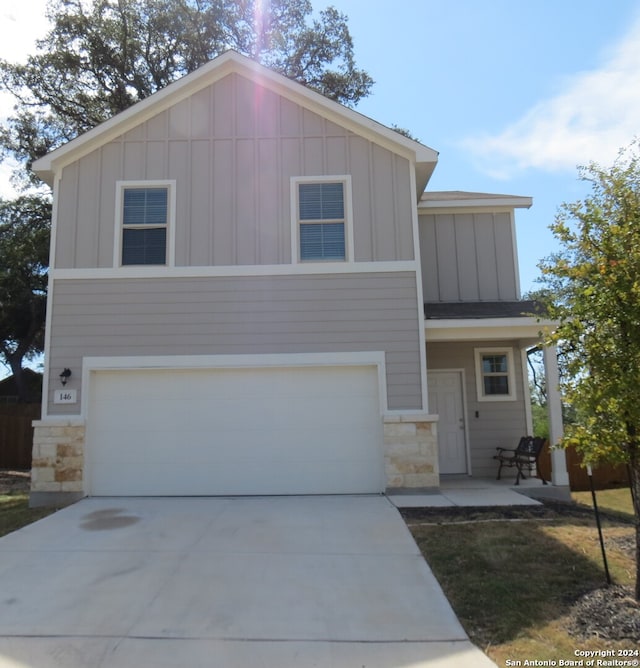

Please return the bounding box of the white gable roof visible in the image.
[33,50,438,191]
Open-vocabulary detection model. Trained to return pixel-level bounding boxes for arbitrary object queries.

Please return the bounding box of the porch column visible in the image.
[521,347,534,436]
[543,344,569,486]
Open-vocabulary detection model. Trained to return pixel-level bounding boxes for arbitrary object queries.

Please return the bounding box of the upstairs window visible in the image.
[116,182,174,266]
[475,348,517,401]
[293,178,352,263]
[122,187,167,265]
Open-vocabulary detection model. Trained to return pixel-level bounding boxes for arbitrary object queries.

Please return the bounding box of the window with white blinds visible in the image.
[296,181,347,262]
[121,187,168,265]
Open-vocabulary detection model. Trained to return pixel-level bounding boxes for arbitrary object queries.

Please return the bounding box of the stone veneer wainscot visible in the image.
[384,415,439,489]
[30,420,86,507]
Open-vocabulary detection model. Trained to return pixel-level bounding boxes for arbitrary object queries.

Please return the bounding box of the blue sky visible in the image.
[2,0,640,291]
[329,0,640,291]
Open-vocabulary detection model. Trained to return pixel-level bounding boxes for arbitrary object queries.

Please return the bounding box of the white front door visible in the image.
[428,371,468,475]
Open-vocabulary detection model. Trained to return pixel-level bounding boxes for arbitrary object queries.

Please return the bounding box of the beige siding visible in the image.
[427,341,527,477]
[419,212,518,302]
[55,72,415,269]
[47,273,422,415]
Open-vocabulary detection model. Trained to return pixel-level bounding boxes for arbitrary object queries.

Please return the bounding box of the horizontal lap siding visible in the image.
[47,273,422,415]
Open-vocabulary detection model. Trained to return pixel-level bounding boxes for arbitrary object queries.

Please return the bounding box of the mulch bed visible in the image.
[569,585,640,641]
[399,499,635,525]
[0,469,31,494]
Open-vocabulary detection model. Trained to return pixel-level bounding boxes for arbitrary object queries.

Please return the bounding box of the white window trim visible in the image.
[114,180,176,268]
[474,347,517,402]
[290,175,354,264]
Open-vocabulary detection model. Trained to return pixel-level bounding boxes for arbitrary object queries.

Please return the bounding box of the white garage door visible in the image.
[86,365,384,496]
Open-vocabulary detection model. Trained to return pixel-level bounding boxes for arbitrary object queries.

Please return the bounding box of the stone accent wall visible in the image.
[384,415,439,489]
[31,420,86,496]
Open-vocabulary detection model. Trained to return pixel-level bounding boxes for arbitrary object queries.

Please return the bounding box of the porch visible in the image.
[424,300,569,486]
[388,474,570,508]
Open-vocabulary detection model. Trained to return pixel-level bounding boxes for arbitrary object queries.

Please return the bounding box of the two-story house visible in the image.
[30,51,567,506]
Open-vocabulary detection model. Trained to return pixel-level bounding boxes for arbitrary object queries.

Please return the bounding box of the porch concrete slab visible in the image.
[0,496,496,668]
[387,494,455,508]
[388,477,543,508]
[442,488,542,507]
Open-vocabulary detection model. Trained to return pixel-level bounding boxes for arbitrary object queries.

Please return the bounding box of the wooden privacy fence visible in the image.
[0,404,40,469]
[537,441,630,491]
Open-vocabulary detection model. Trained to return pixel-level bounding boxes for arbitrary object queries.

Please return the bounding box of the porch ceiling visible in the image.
[424,300,554,344]
[424,316,545,344]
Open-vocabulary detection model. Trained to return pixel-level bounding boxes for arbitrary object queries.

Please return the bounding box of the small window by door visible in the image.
[474,348,516,401]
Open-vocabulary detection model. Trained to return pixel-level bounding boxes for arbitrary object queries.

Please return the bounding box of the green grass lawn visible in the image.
[572,486,635,518]
[0,493,57,538]
[404,494,637,666]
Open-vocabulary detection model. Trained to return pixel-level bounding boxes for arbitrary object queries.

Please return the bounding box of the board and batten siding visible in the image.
[46,273,422,416]
[426,341,527,478]
[54,72,415,270]
[419,212,518,302]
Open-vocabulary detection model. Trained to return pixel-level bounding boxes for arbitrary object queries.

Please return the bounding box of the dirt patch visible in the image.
[0,470,31,495]
[607,533,637,558]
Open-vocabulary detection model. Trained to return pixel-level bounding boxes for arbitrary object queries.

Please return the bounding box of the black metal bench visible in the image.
[494,436,548,485]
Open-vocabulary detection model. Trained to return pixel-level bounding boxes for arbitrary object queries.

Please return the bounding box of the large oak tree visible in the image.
[0,196,50,401]
[1,0,373,176]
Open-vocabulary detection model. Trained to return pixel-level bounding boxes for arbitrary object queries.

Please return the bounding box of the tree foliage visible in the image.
[0,196,50,400]
[537,140,640,598]
[0,0,373,181]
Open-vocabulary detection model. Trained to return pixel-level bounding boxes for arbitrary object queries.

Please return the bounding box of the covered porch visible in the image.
[388,473,569,508]
[424,301,569,490]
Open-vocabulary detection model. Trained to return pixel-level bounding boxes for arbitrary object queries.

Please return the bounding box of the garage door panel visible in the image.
[90,457,382,496]
[91,423,381,464]
[94,396,377,433]
[87,365,384,496]
[91,459,379,496]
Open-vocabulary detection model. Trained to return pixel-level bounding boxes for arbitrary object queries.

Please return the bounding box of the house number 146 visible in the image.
[54,389,77,404]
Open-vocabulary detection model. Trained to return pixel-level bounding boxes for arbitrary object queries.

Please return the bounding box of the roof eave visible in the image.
[415,160,438,196]
[419,194,533,210]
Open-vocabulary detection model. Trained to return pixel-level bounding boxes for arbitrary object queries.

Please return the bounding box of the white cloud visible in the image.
[462,15,640,178]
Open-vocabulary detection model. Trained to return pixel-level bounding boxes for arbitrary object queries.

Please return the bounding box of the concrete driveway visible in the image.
[0,496,495,667]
